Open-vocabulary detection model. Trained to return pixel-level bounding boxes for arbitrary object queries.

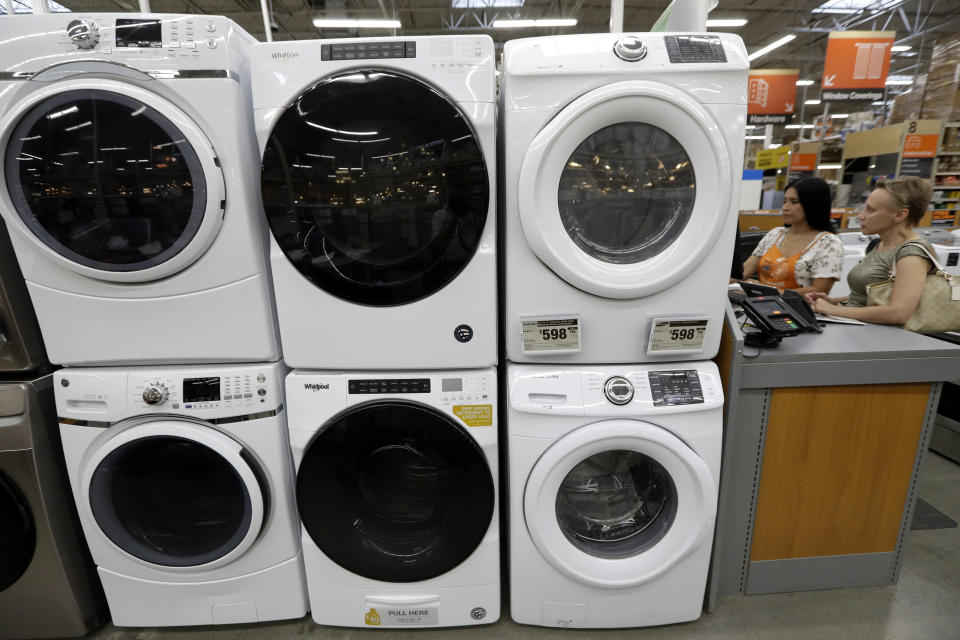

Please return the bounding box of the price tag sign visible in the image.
[647,318,709,355]
[521,317,580,353]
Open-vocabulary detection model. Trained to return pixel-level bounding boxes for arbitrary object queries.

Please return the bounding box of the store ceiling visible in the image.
[37,0,960,117]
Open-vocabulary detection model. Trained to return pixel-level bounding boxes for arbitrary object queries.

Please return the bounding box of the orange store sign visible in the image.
[821,31,895,102]
[902,134,938,158]
[790,153,817,171]
[748,69,799,125]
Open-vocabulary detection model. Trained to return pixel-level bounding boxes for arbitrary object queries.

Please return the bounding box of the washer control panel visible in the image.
[647,370,704,406]
[321,40,416,61]
[510,364,722,416]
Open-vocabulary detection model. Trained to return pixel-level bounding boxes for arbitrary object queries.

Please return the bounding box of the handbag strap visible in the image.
[887,241,944,277]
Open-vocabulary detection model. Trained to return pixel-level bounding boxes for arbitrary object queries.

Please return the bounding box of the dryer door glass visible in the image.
[555,450,677,558]
[4,89,208,272]
[261,70,489,306]
[296,400,495,582]
[88,435,255,567]
[557,123,695,264]
[0,469,36,591]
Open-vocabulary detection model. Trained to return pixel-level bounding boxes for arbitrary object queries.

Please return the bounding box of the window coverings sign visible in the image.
[821,31,895,101]
[748,70,799,125]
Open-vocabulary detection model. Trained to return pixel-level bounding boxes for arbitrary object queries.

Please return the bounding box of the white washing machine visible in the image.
[501,33,748,363]
[0,14,279,366]
[250,36,496,369]
[286,368,498,628]
[507,362,722,628]
[55,362,308,627]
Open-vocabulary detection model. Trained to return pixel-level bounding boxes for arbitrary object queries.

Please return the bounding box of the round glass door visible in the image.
[558,123,695,264]
[556,450,677,559]
[297,400,494,582]
[261,70,489,306]
[518,81,731,299]
[524,420,716,588]
[4,89,208,272]
[86,428,264,568]
[0,470,36,591]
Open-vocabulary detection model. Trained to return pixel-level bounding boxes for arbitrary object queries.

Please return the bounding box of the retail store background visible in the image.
[1,1,958,639]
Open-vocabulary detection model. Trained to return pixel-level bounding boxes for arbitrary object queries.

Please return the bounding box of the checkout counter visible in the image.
[709,302,960,606]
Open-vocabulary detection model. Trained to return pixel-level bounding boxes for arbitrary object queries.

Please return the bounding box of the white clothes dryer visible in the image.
[507,362,723,628]
[501,33,748,363]
[286,368,499,628]
[918,228,960,275]
[55,362,308,627]
[0,14,279,366]
[250,37,496,369]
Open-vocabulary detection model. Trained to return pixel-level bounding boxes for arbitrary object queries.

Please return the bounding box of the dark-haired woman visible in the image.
[742,177,843,295]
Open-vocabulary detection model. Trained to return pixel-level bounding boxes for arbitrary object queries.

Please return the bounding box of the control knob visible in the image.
[142,382,169,406]
[603,376,635,405]
[613,36,647,62]
[66,20,100,50]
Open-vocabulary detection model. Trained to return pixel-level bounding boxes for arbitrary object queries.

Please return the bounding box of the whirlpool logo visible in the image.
[271,50,300,61]
[304,383,330,391]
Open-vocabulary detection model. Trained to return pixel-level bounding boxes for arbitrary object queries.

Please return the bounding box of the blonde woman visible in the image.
[806,177,935,324]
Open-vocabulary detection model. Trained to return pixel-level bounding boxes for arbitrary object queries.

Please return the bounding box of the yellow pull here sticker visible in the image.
[453,404,493,427]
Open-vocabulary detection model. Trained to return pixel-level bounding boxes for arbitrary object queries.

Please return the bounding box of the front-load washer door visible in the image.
[261,70,489,306]
[80,419,265,569]
[0,79,226,283]
[0,468,36,591]
[296,400,495,581]
[518,81,732,299]
[524,419,716,589]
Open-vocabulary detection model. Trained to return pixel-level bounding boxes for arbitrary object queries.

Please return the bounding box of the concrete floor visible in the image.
[87,451,960,640]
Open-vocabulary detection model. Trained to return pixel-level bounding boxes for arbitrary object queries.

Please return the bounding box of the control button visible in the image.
[168,41,180,48]
[183,40,196,49]
[206,38,218,49]
[603,376,634,405]
[257,373,266,383]
[257,388,267,397]
[205,20,217,32]
[66,19,100,50]
[142,382,169,406]
[613,36,647,62]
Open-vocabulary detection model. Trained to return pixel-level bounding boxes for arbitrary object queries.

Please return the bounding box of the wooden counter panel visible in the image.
[750,383,930,561]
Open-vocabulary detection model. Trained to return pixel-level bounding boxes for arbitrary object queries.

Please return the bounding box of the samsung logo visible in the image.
[304,383,329,391]
[271,50,300,61]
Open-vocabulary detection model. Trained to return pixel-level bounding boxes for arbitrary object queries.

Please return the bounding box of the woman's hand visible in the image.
[812,297,843,316]
[804,291,830,304]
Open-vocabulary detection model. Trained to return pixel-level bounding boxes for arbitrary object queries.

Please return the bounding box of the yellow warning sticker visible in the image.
[364,608,381,626]
[453,404,493,427]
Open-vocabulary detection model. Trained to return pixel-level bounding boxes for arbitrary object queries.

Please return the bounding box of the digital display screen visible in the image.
[115,19,162,48]
[183,377,221,402]
[441,378,463,392]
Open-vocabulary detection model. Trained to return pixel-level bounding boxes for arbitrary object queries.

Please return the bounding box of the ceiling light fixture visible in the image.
[891,45,911,52]
[796,79,815,86]
[747,34,796,62]
[705,19,748,27]
[313,18,401,28]
[885,78,913,85]
[805,99,821,105]
[492,18,577,28]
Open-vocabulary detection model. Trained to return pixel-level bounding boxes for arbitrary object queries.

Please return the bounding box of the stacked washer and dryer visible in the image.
[0,13,307,628]
[500,33,748,628]
[249,35,501,628]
